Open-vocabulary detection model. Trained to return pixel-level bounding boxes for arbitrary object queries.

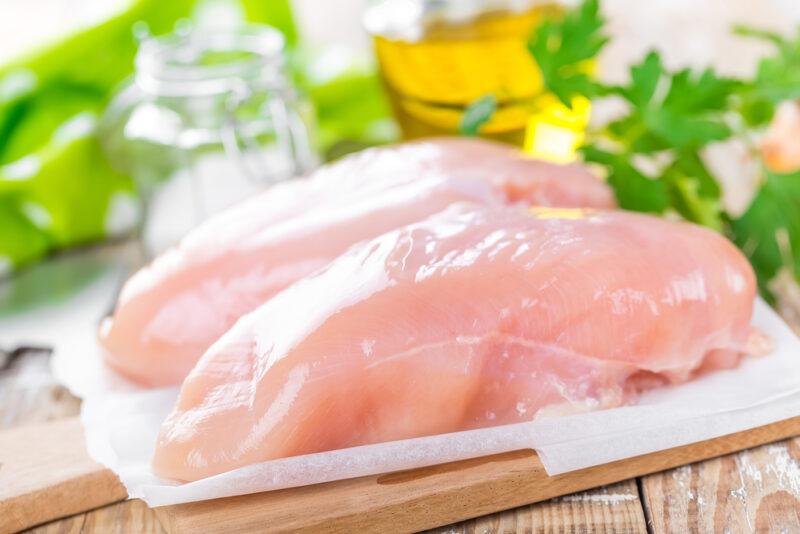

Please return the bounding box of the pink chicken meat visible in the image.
[153,204,758,482]
[100,138,615,386]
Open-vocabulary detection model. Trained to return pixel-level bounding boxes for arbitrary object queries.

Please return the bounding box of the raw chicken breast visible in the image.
[153,204,757,482]
[100,138,615,386]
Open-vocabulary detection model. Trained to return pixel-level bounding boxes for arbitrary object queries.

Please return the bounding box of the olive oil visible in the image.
[366,1,590,159]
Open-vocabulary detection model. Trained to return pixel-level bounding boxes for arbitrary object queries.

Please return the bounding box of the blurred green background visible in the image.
[0,0,396,274]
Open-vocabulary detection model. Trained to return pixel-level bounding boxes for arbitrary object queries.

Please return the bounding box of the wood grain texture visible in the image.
[5,349,800,534]
[81,500,167,534]
[4,351,647,534]
[0,417,127,533]
[25,500,166,534]
[155,416,800,534]
[0,351,152,534]
[25,515,86,534]
[425,480,647,534]
[641,437,800,533]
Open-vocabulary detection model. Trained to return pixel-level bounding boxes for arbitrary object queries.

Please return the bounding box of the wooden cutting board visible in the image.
[0,417,126,534]
[3,416,800,533]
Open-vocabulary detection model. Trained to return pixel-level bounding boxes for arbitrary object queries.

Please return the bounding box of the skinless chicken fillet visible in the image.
[153,204,759,482]
[100,138,615,386]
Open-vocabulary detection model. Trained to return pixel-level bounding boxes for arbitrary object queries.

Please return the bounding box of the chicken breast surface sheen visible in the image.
[153,204,757,482]
[100,138,615,386]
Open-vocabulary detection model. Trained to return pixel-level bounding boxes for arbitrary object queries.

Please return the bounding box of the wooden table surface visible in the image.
[4,349,800,533]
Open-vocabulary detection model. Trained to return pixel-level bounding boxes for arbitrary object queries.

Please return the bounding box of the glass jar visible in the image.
[364,0,588,161]
[102,24,316,255]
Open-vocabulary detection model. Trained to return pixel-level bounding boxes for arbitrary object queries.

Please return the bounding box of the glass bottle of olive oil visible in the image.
[364,0,589,162]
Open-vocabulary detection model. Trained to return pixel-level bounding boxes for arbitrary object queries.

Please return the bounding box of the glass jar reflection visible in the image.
[102,24,316,254]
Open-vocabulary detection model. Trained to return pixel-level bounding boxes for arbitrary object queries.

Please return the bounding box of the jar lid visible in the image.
[135,24,286,97]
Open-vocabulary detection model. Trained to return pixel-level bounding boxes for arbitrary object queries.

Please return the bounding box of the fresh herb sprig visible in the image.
[731,169,800,295]
[736,25,800,126]
[528,0,800,297]
[527,0,608,107]
[732,29,800,294]
[460,94,497,136]
[581,51,741,231]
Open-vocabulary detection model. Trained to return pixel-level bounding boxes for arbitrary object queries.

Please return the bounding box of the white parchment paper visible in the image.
[52,299,800,507]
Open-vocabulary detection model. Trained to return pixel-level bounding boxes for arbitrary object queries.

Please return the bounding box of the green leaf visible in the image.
[735,26,800,127]
[662,68,741,113]
[731,169,800,294]
[626,62,738,149]
[666,175,723,230]
[299,61,396,158]
[601,53,738,155]
[582,145,669,213]
[661,151,724,231]
[240,0,299,45]
[606,115,668,154]
[644,108,731,148]
[671,149,721,198]
[624,51,662,107]
[733,25,785,45]
[739,97,776,128]
[1,83,103,164]
[718,28,800,289]
[527,0,608,107]
[460,94,497,137]
[0,197,49,270]
[530,4,800,297]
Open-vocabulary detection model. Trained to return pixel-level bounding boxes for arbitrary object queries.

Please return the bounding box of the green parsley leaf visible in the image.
[669,149,721,198]
[737,26,800,105]
[620,50,662,107]
[460,94,497,136]
[527,0,608,108]
[582,52,731,220]
[667,175,724,231]
[529,0,800,294]
[581,145,669,213]
[601,53,739,156]
[613,56,739,150]
[731,169,800,295]
[662,150,724,231]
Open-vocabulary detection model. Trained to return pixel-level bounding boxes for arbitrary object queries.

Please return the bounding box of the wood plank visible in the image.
[155,415,800,534]
[80,500,167,534]
[25,500,166,534]
[25,515,86,534]
[641,436,800,533]
[424,480,647,534]
[0,351,156,534]
[0,417,127,533]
